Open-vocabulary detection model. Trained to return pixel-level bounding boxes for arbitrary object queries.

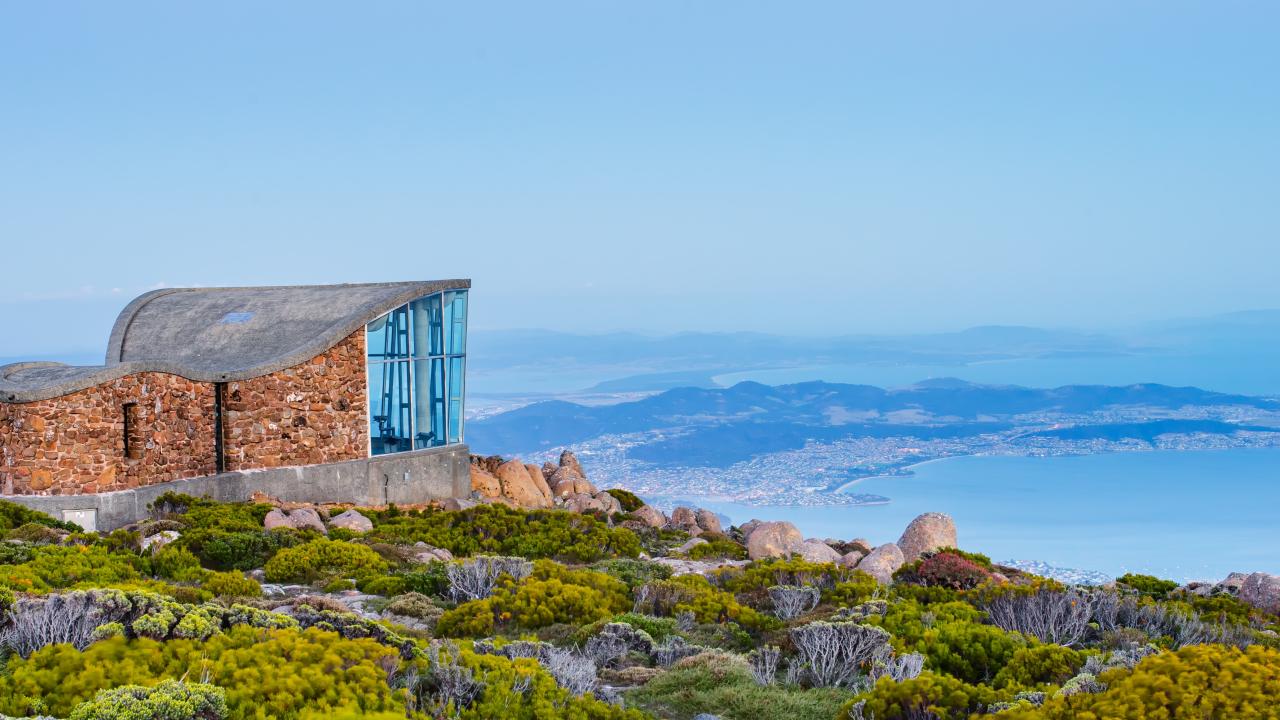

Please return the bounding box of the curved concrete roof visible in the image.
[1,280,469,403]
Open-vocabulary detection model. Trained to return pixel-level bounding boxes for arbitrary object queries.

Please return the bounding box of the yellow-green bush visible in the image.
[202,571,262,598]
[839,672,1005,720]
[435,561,631,637]
[998,644,1280,719]
[67,679,227,720]
[991,644,1084,690]
[263,539,389,583]
[0,545,142,592]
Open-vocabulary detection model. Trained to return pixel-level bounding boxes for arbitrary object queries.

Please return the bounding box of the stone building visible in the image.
[0,281,471,530]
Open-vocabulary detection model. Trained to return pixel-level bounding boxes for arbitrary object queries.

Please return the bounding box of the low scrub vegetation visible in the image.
[0,498,1275,719]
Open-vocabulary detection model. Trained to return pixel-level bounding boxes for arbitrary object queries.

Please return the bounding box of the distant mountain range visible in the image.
[466,379,1280,464]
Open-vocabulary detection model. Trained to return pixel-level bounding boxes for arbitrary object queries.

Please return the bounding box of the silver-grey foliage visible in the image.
[398,641,486,717]
[655,636,705,667]
[872,652,926,682]
[789,621,892,688]
[0,591,123,657]
[984,588,1091,647]
[767,585,820,621]
[584,623,655,669]
[748,645,781,685]
[446,556,533,602]
[472,638,597,696]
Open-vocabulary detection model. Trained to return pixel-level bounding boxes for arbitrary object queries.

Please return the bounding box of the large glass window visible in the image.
[367,290,467,455]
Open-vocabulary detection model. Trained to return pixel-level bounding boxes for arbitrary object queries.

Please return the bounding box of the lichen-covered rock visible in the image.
[668,507,701,536]
[897,512,957,561]
[675,537,708,555]
[440,497,477,512]
[470,465,501,498]
[559,449,585,477]
[1240,572,1280,614]
[694,509,722,535]
[287,508,327,534]
[562,492,606,514]
[738,519,764,542]
[263,509,292,531]
[594,491,623,514]
[838,550,865,569]
[410,542,454,564]
[1215,572,1249,596]
[328,509,373,533]
[797,539,842,564]
[140,530,180,552]
[745,521,804,560]
[857,543,905,584]
[633,504,666,528]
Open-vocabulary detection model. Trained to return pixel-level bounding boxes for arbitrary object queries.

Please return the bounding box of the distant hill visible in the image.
[465,379,1278,460]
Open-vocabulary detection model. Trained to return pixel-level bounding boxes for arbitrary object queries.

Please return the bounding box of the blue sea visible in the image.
[694,448,1280,583]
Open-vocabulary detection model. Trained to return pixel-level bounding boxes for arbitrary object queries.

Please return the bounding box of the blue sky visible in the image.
[1,2,1278,354]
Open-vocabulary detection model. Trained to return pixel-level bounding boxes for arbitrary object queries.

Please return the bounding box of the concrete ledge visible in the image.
[1,444,471,531]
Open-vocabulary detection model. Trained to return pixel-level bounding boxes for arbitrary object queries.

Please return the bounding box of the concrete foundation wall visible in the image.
[0,444,470,532]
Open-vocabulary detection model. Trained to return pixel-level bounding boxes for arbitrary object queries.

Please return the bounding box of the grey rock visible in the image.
[857,543,905,584]
[837,550,865,569]
[675,537,709,555]
[633,505,666,528]
[694,509,722,535]
[745,521,804,560]
[1240,572,1280,614]
[897,512,957,561]
[287,507,328,534]
[328,509,373,533]
[797,539,842,564]
[140,530,180,552]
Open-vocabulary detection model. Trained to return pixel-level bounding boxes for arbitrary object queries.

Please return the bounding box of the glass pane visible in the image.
[413,358,446,449]
[369,360,412,454]
[366,305,410,360]
[443,291,468,356]
[410,293,443,358]
[447,356,465,443]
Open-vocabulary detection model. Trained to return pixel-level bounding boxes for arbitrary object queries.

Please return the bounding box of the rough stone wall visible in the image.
[222,330,369,471]
[0,373,216,495]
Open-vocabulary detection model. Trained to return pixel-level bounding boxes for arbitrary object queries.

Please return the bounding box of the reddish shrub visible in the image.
[913,552,993,590]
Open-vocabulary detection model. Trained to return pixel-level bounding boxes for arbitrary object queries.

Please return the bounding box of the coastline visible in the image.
[833,455,961,494]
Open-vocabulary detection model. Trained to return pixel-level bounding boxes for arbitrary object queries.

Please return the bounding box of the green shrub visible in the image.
[839,672,1004,720]
[992,644,1084,689]
[997,645,1280,719]
[400,561,451,597]
[68,679,227,720]
[715,557,855,600]
[634,575,780,633]
[177,528,305,571]
[611,612,678,643]
[357,575,406,596]
[0,499,78,532]
[366,504,642,563]
[591,558,674,590]
[202,571,262,598]
[0,542,34,565]
[687,538,748,561]
[263,539,389,583]
[627,650,852,720]
[0,627,404,720]
[913,618,1027,684]
[151,545,207,582]
[604,488,645,512]
[436,561,631,637]
[149,493,272,534]
[0,545,142,592]
[1116,573,1179,600]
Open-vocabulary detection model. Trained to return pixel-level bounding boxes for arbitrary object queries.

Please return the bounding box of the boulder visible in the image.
[675,537,708,555]
[470,465,501,498]
[857,543,905,584]
[848,538,873,555]
[559,450,585,477]
[1216,572,1249,596]
[525,464,554,503]
[837,550,865,569]
[263,509,292,531]
[694,509,722,535]
[798,539,842,564]
[141,530,179,552]
[549,466,594,497]
[496,460,552,509]
[897,512,957,562]
[563,493,606,514]
[633,505,666,528]
[668,507,701,536]
[594,491,623,515]
[738,519,764,542]
[440,498,477,512]
[410,542,454,564]
[329,509,373,533]
[288,508,328,534]
[1239,572,1280,614]
[745,521,804,560]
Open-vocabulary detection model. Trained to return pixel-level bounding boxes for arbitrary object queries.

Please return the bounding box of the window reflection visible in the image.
[366,290,467,454]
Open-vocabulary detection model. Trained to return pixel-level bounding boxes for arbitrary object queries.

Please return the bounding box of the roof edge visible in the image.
[4,279,471,403]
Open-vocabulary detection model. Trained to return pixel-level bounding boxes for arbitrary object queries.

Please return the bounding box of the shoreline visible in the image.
[832,455,961,493]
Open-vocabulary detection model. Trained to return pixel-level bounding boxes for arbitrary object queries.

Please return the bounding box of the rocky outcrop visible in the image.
[1239,572,1280,614]
[695,509,723,535]
[141,530,179,552]
[329,509,373,533]
[675,537,708,555]
[745,521,804,560]
[470,465,501,499]
[563,493,606,514]
[857,543,905,584]
[797,539,842,564]
[897,512,957,561]
[410,542,454,564]
[525,464,554,502]
[838,550,865,569]
[668,507,702,536]
[594,491,623,515]
[496,460,552,509]
[633,505,666,528]
[264,508,327,534]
